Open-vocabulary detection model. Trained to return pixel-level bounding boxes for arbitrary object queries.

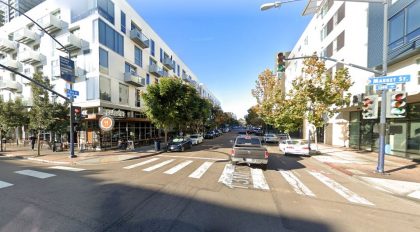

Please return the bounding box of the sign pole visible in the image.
[376,0,389,173]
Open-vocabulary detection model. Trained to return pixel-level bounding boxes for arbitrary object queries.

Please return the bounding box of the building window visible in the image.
[327,18,334,35]
[99,47,108,73]
[100,76,111,101]
[121,11,126,33]
[119,83,128,105]
[389,11,404,47]
[136,89,141,107]
[146,74,150,85]
[150,39,155,56]
[135,46,142,67]
[177,65,180,76]
[337,3,345,24]
[97,0,115,24]
[337,31,345,51]
[320,27,327,41]
[125,62,137,74]
[326,43,333,57]
[99,19,124,56]
[87,77,99,100]
[160,48,163,62]
[407,0,420,40]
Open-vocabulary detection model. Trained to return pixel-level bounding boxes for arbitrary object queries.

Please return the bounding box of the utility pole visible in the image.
[0,1,77,158]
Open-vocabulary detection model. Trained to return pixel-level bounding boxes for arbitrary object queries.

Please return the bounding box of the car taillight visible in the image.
[264,151,269,159]
[303,146,309,150]
[231,149,235,156]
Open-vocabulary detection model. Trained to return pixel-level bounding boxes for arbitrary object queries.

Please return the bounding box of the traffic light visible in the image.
[361,95,378,119]
[71,106,82,124]
[277,52,285,72]
[386,91,407,118]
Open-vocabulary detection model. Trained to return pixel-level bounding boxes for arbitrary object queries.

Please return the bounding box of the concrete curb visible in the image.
[27,157,71,165]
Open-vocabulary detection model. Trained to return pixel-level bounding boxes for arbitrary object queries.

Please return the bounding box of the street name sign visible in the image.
[375,84,396,91]
[59,56,75,83]
[368,75,410,85]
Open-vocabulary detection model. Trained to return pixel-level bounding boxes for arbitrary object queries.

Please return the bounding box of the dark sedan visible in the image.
[204,131,216,139]
[167,137,192,152]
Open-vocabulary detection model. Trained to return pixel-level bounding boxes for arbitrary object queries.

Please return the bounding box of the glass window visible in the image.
[87,77,99,100]
[407,0,420,34]
[146,74,150,85]
[121,11,126,33]
[98,19,124,56]
[125,62,136,74]
[99,77,111,101]
[98,0,114,24]
[389,11,404,44]
[136,89,141,107]
[177,65,180,76]
[119,83,129,105]
[135,46,142,67]
[160,48,163,62]
[99,48,108,68]
[337,31,345,51]
[150,39,155,56]
[337,3,345,24]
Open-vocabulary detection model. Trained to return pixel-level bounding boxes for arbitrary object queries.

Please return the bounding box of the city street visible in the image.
[1,132,420,232]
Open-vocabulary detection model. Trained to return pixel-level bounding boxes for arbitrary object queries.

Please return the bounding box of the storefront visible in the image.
[349,102,420,160]
[78,107,162,150]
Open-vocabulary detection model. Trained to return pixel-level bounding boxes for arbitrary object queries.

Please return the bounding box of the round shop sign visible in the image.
[99,116,115,132]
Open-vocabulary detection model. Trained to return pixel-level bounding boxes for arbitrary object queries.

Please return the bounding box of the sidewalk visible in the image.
[313,144,420,201]
[0,143,165,165]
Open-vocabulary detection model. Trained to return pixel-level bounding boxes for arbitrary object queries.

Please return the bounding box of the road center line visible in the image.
[308,171,374,206]
[164,160,193,175]
[123,158,160,169]
[49,166,85,172]
[0,181,13,189]
[15,170,56,179]
[251,168,270,190]
[279,170,315,197]
[159,155,226,161]
[143,159,175,172]
[189,161,213,179]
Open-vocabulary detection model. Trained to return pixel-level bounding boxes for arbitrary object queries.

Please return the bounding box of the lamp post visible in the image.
[0,1,77,158]
[261,0,389,173]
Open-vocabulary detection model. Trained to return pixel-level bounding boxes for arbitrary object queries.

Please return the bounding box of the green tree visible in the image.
[0,98,28,151]
[48,101,69,141]
[245,106,265,127]
[28,72,56,156]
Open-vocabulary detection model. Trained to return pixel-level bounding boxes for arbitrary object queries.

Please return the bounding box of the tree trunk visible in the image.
[164,129,168,144]
[37,131,41,156]
[0,130,3,152]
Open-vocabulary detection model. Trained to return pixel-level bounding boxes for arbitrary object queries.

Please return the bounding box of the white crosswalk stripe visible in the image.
[49,166,85,172]
[218,164,235,187]
[308,171,374,206]
[0,181,13,189]
[143,159,175,172]
[250,168,269,190]
[164,160,193,175]
[123,158,160,169]
[279,170,315,197]
[189,161,213,179]
[15,169,56,179]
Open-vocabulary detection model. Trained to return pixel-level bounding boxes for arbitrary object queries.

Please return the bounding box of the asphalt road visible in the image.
[1,132,420,232]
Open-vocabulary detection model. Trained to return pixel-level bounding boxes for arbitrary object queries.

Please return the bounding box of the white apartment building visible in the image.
[0,0,219,148]
[286,0,420,159]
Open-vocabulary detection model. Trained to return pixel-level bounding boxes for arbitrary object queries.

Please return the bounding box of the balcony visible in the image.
[14,28,38,44]
[19,50,45,64]
[182,73,190,82]
[130,28,149,49]
[124,72,145,87]
[57,33,82,51]
[163,57,175,70]
[0,38,17,53]
[0,81,23,93]
[0,58,22,70]
[149,64,163,77]
[37,14,63,34]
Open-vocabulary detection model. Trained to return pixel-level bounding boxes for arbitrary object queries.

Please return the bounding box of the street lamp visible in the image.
[261,0,390,173]
[260,0,303,11]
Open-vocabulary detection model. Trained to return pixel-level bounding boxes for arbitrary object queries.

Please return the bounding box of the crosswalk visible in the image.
[0,157,379,206]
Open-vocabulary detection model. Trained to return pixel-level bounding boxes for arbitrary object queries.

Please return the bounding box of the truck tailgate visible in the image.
[233,146,267,159]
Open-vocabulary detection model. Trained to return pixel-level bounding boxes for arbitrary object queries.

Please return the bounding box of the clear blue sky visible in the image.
[127,0,312,119]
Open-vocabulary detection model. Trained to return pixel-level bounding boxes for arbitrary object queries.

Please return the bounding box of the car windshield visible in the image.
[286,140,300,145]
[236,137,261,146]
[172,138,184,143]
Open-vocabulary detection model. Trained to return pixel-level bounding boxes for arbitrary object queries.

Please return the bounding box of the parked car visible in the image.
[277,133,291,142]
[231,135,269,170]
[279,139,312,156]
[223,128,230,133]
[167,137,192,152]
[263,133,279,143]
[204,131,216,139]
[190,134,204,145]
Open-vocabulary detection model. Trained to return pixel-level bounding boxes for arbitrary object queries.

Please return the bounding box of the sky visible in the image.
[126,0,312,119]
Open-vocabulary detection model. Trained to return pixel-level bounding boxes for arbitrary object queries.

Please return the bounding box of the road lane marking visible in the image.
[143,159,175,172]
[189,161,213,179]
[308,171,374,206]
[15,170,56,179]
[49,166,85,172]
[279,170,315,197]
[251,168,269,190]
[159,155,226,161]
[408,190,420,200]
[218,164,235,187]
[164,160,193,175]
[0,181,13,189]
[123,158,160,169]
